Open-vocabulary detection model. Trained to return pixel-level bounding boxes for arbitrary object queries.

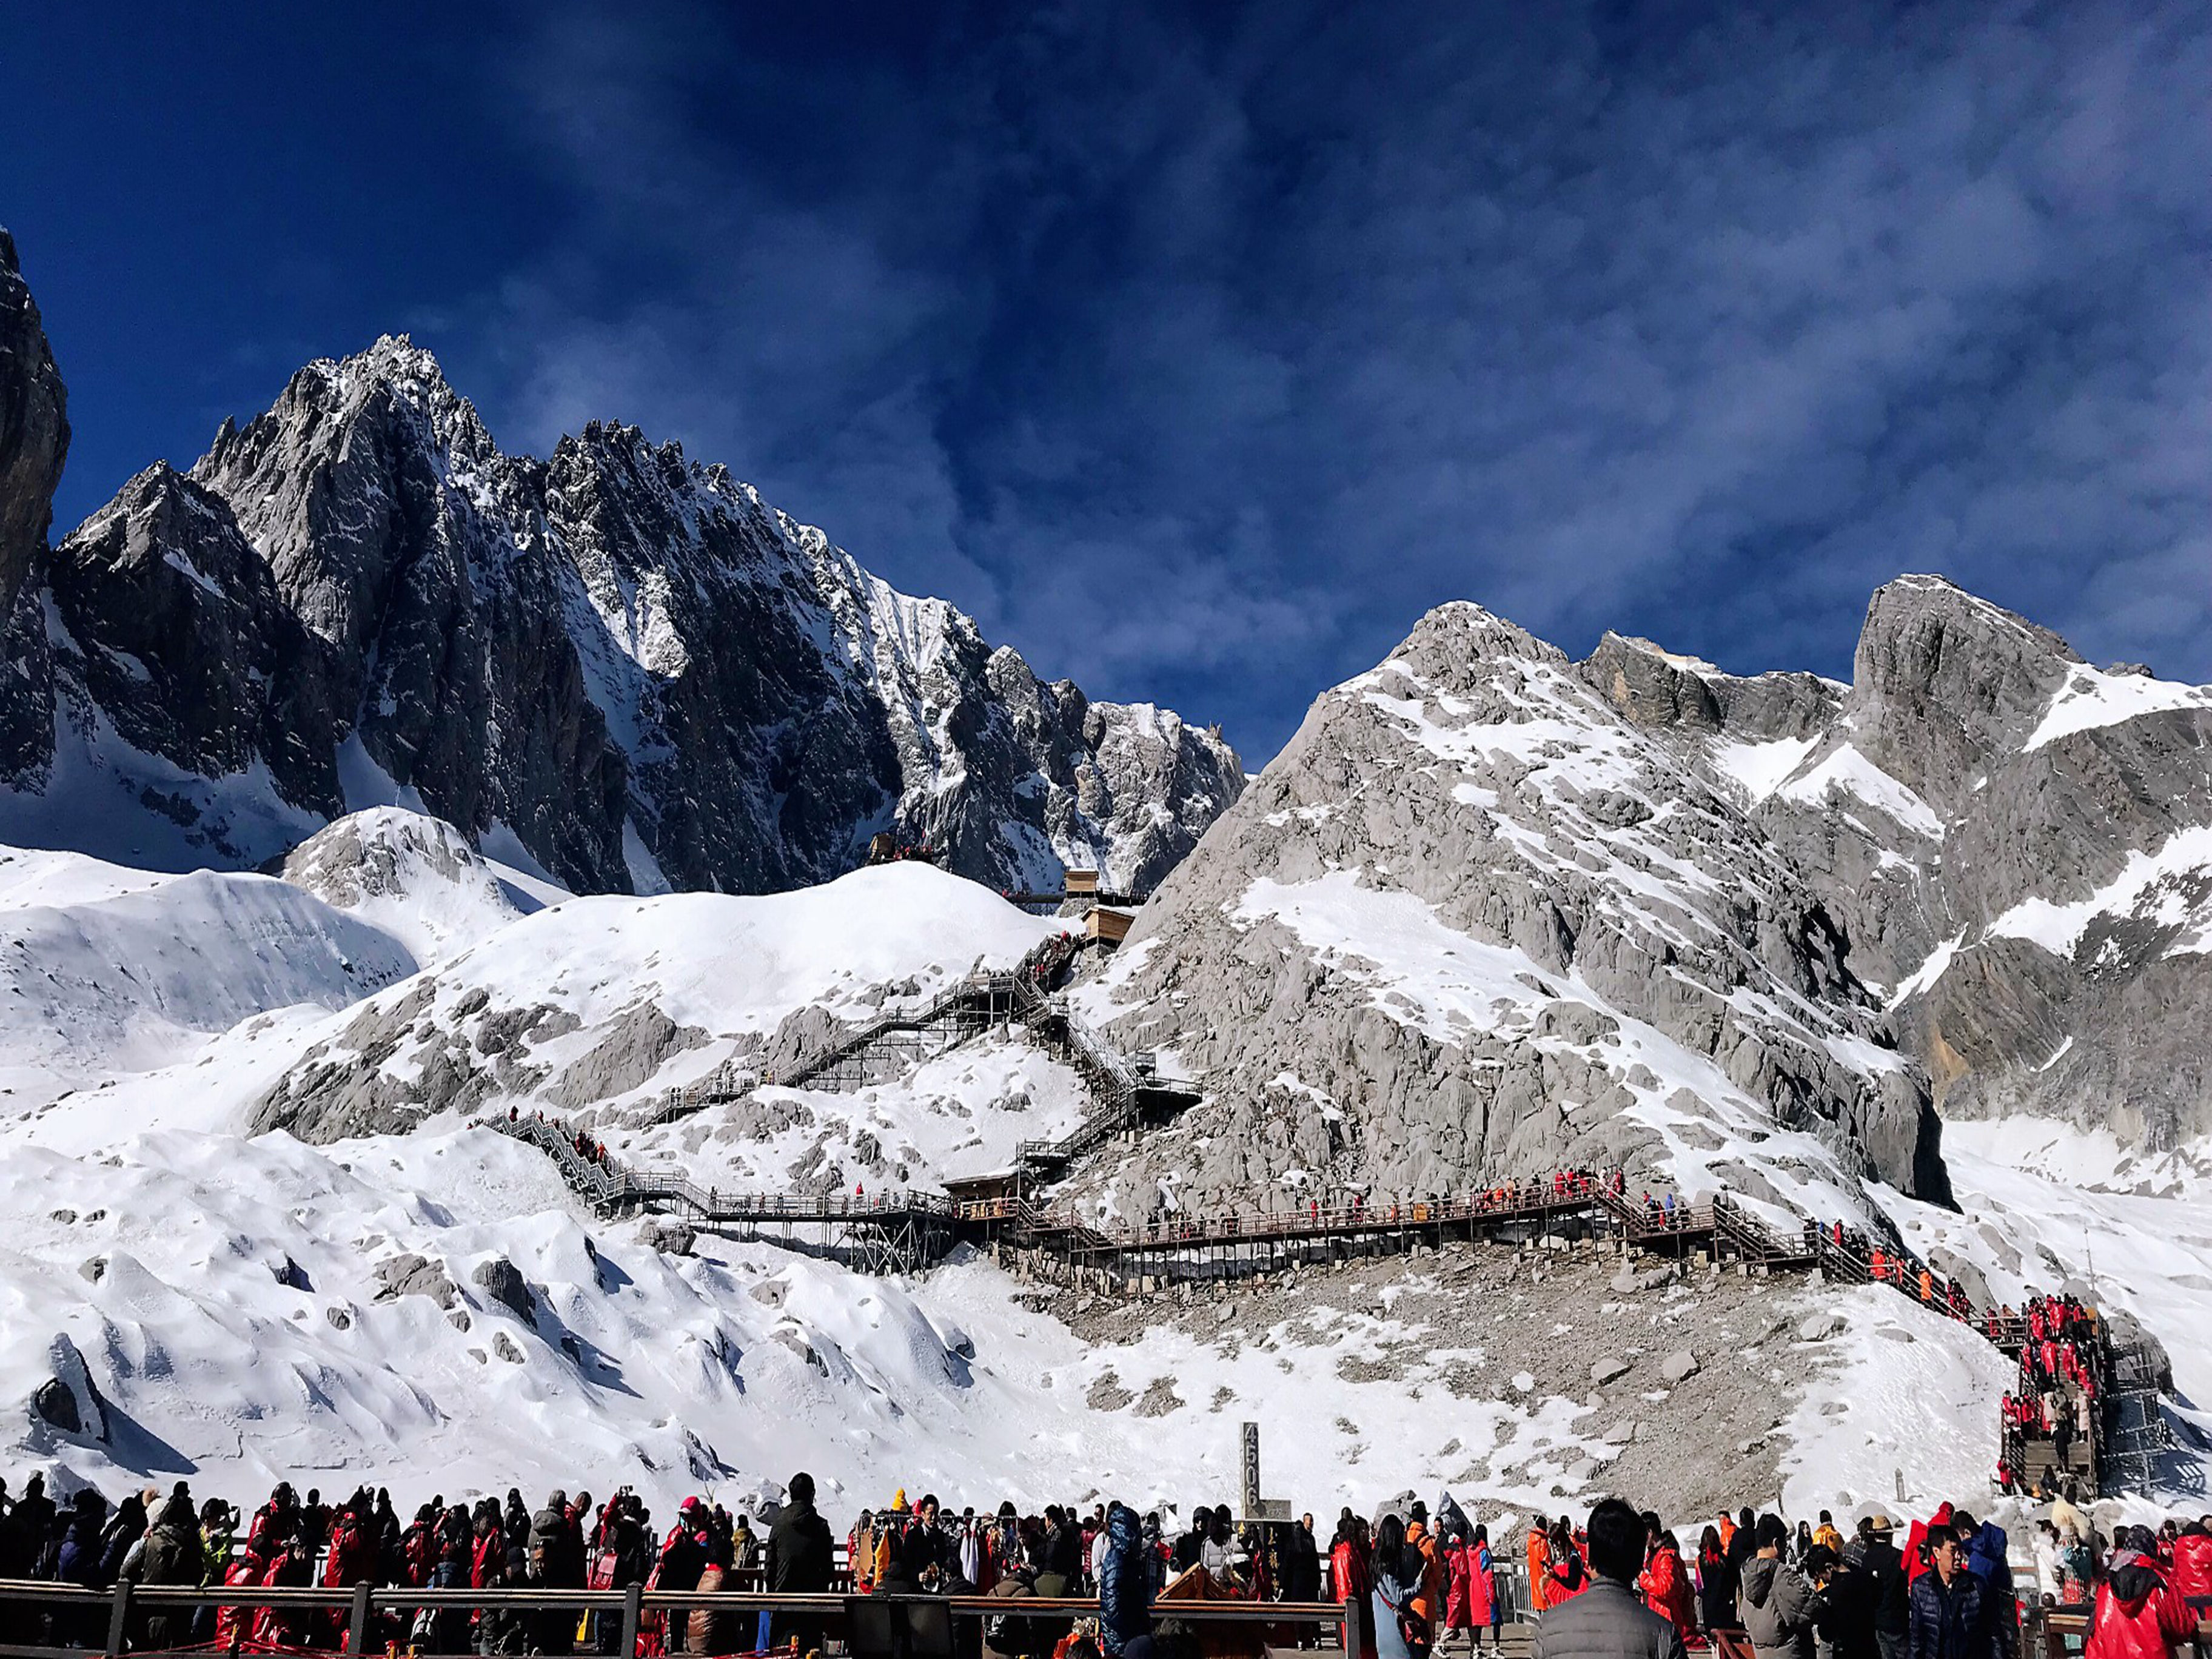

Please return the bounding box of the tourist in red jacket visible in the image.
[2086,1531,2194,1659]
[2168,1524,2212,1610]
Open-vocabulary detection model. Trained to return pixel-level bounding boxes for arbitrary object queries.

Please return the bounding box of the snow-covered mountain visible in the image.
[8,224,2212,1518]
[1584,576,2212,1150]
[0,806,2048,1524]
[1079,601,1945,1222]
[1081,578,2212,1215]
[3,806,2207,1523]
[0,317,1241,896]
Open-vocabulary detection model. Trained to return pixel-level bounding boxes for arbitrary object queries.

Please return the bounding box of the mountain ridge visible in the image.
[0,307,1243,896]
[1079,571,2212,1216]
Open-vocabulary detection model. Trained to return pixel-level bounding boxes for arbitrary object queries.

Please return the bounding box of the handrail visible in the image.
[0,1577,1355,1659]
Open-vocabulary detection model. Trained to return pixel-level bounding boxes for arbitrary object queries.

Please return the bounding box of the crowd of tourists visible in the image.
[2,1468,2209,1659]
[1997,1296,2109,1498]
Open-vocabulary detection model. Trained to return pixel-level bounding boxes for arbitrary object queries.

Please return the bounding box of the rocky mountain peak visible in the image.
[1390,598,1562,674]
[1581,632,1726,730]
[1100,594,1948,1218]
[0,227,69,622]
[0,240,1242,896]
[1848,573,2080,803]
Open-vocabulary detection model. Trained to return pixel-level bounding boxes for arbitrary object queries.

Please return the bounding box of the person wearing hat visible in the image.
[2084,1526,2193,1659]
[1860,1516,1909,1659]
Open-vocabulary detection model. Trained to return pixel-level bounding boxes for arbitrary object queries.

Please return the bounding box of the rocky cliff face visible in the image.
[0,334,1241,892]
[1082,602,1948,1216]
[1082,575,2212,1216]
[0,230,69,624]
[1643,576,2212,1150]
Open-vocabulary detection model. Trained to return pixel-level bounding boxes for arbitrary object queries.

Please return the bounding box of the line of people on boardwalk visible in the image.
[1507,1495,2211,1659]
[8,1466,2212,1659]
[0,1471,840,1658]
[1997,1295,2107,1497]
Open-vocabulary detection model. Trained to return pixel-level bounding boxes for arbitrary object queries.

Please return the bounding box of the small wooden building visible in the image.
[943,1170,1025,1210]
[1064,868,1101,897]
[1086,906,1134,948]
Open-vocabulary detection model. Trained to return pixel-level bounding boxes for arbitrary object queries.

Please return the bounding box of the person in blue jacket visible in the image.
[1099,1501,1155,1659]
[1953,1513,2018,1659]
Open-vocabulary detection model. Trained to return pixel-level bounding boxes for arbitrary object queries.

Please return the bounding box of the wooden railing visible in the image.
[0,1578,1357,1659]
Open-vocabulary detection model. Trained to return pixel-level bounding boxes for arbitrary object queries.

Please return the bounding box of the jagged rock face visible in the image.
[13,466,343,811]
[1081,575,2212,1205]
[1566,577,2212,1153]
[1838,586,2212,1145]
[1,332,1241,893]
[1091,602,1947,1214]
[0,229,68,622]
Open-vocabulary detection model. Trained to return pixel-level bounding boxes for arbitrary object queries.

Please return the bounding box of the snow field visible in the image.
[0,809,2205,1523]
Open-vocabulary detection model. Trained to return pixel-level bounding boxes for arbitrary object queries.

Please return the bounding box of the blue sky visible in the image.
[5,2,2209,759]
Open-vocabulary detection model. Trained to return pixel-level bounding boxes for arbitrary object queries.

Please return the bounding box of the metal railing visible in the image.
[0,1578,1358,1659]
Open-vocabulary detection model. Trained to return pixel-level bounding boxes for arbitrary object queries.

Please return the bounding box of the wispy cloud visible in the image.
[446,0,2212,757]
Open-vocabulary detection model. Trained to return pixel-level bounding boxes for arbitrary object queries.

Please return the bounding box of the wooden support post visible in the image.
[620,1580,645,1659]
[1341,1586,1369,1659]
[104,1579,132,1659]
[346,1581,374,1655]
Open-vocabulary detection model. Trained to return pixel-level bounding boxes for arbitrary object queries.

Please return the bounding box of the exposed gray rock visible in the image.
[1660,1349,1700,1384]
[372,1253,460,1310]
[1133,1378,1185,1417]
[325,1306,353,1332]
[0,229,67,622]
[471,1256,535,1324]
[1089,602,1945,1210]
[1797,1312,1846,1342]
[492,1330,525,1364]
[771,1329,825,1373]
[31,1335,106,1442]
[0,463,346,823]
[546,1002,708,1111]
[2106,1309,2173,1393]
[283,810,538,952]
[1746,579,2212,1149]
[249,979,572,1141]
[1591,1355,1634,1387]
[30,1377,79,1435]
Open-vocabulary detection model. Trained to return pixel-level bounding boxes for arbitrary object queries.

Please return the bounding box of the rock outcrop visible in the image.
[1088,602,1946,1214]
[1081,575,2212,1211]
[0,326,1241,894]
[0,229,68,621]
[1644,577,2212,1148]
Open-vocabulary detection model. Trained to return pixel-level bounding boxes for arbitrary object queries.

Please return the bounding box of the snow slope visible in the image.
[0,865,417,1113]
[2026,664,2212,752]
[1882,1118,2212,1473]
[18,857,1062,1198]
[0,820,2204,1521]
[280,807,560,965]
